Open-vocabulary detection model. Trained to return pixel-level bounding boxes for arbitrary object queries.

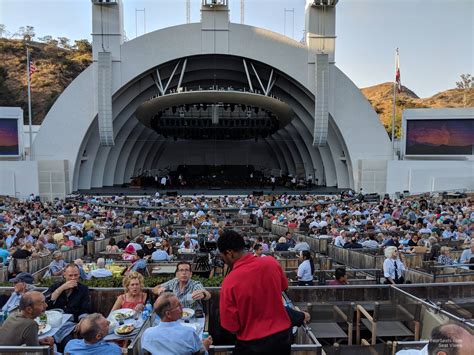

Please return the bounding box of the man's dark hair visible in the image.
[136,249,145,259]
[253,243,262,251]
[217,229,245,253]
[428,323,471,355]
[175,261,192,273]
[335,268,346,281]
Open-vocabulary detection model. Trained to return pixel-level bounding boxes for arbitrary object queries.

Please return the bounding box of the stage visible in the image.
[76,186,345,197]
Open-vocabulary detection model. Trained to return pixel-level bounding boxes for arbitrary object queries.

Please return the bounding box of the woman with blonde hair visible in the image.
[111,271,147,313]
[437,246,456,265]
[383,246,406,284]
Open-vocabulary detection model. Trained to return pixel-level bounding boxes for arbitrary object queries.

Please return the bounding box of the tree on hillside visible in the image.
[57,37,71,49]
[456,74,473,107]
[38,35,53,43]
[0,24,6,38]
[17,26,36,41]
[74,39,92,53]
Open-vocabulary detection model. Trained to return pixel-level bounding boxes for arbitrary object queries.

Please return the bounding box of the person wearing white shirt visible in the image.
[383,246,406,284]
[459,242,474,264]
[297,251,314,286]
[294,237,310,252]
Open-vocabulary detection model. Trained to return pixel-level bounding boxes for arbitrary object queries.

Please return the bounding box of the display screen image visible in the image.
[406,119,474,155]
[0,118,20,156]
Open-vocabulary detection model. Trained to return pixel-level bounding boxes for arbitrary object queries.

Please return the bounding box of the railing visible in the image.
[0,346,50,354]
[14,246,85,274]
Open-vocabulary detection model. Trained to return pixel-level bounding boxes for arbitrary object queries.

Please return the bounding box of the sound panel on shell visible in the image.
[313,53,329,147]
[98,51,115,146]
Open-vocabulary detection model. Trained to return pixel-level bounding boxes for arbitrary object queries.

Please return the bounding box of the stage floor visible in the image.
[76,186,345,197]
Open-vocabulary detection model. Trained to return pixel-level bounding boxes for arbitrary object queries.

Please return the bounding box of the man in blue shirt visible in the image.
[1,272,34,312]
[459,241,474,264]
[142,293,212,355]
[151,243,171,262]
[0,240,10,265]
[130,250,147,273]
[64,313,121,355]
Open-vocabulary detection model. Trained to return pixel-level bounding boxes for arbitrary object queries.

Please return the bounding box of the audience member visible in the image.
[111,272,147,313]
[64,313,121,354]
[142,293,212,355]
[152,261,211,312]
[0,291,54,347]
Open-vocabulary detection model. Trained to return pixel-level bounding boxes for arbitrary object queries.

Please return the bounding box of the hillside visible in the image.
[361,82,473,138]
[0,37,471,137]
[0,38,92,124]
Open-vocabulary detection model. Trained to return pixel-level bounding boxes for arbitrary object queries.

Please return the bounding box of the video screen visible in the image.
[406,119,474,155]
[0,118,20,156]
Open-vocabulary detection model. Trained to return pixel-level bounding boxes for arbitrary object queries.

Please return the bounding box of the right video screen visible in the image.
[405,119,474,155]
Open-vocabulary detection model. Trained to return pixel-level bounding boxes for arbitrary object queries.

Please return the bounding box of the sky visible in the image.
[0,0,472,98]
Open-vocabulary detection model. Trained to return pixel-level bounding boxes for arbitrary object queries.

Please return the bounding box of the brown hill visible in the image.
[0,38,92,124]
[361,82,473,138]
[0,37,471,136]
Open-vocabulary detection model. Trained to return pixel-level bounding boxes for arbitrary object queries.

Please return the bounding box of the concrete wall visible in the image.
[386,160,474,194]
[37,160,70,201]
[0,161,38,198]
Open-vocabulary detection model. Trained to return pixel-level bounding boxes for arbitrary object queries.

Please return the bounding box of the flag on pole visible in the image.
[395,48,401,93]
[28,53,37,81]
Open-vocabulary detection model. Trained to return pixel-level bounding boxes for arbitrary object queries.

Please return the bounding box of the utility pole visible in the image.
[240,0,245,24]
[186,0,191,24]
[284,8,295,39]
[135,8,146,38]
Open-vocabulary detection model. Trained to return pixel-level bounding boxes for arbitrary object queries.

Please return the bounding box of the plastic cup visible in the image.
[202,332,209,340]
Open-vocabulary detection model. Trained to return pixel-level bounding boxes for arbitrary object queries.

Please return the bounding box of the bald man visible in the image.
[0,291,54,347]
[428,323,474,355]
[64,313,121,354]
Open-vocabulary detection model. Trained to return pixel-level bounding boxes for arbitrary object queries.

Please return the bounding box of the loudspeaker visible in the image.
[166,191,178,197]
[253,191,264,196]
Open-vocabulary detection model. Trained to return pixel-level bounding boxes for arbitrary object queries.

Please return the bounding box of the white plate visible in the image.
[181,308,195,320]
[114,324,136,336]
[110,308,135,321]
[38,324,51,335]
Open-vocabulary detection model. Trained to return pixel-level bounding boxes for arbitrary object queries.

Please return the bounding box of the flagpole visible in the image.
[391,49,397,160]
[27,46,33,161]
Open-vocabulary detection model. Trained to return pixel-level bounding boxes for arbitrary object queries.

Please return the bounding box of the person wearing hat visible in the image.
[143,238,156,258]
[122,244,137,261]
[1,272,34,312]
[151,242,171,262]
[275,237,290,251]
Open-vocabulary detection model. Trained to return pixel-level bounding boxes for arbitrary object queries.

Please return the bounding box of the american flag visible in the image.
[28,53,37,81]
[395,48,401,93]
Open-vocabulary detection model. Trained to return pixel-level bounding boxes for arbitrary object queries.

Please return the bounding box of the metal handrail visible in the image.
[390,285,474,329]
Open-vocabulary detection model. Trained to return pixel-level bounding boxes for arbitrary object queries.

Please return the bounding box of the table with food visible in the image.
[36,310,73,340]
[103,308,146,341]
[83,263,126,277]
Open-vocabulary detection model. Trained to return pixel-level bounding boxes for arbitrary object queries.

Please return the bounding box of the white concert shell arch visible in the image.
[33,23,391,192]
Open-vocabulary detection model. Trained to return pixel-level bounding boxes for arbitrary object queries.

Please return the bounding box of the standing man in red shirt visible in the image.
[217,229,292,354]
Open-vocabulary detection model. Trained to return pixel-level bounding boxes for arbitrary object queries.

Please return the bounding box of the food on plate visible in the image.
[38,323,47,332]
[115,324,135,335]
[113,310,133,320]
[182,310,192,318]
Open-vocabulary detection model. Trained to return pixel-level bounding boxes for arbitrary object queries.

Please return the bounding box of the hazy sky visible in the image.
[1,0,472,98]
